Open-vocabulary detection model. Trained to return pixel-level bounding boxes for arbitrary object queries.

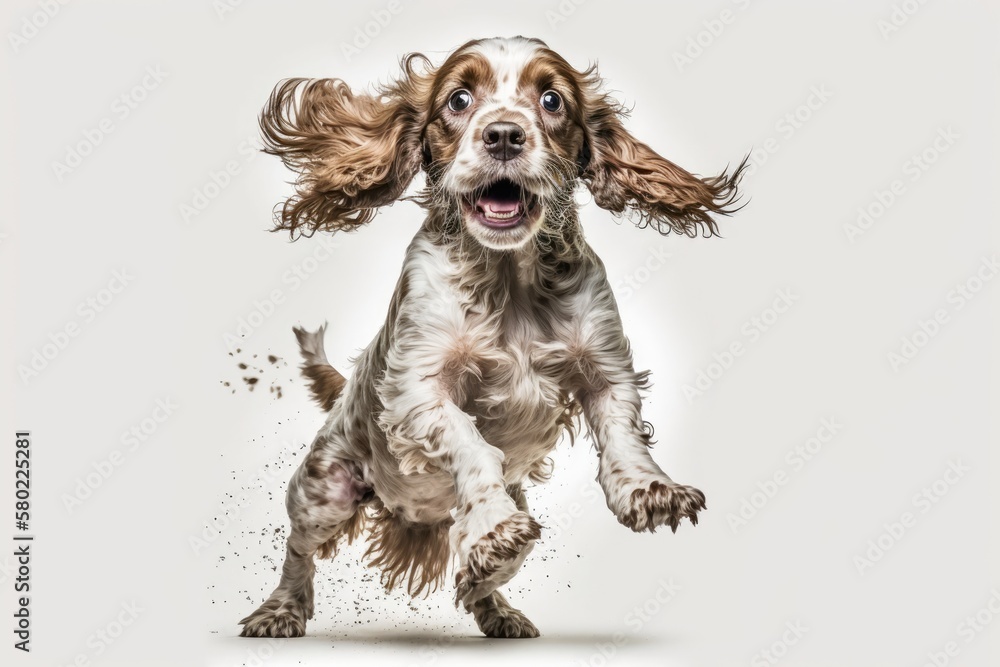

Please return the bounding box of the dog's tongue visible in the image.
[477,193,521,215]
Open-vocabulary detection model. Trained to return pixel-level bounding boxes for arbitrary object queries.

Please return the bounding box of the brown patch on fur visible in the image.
[516,46,590,175]
[303,453,328,480]
[302,364,346,412]
[420,44,500,178]
[363,506,453,596]
[293,325,347,411]
[427,48,497,108]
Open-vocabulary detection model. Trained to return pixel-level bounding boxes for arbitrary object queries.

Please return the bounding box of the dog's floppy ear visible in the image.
[260,55,433,237]
[578,77,747,237]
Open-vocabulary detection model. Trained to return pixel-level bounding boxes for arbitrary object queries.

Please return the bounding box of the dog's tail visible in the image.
[292,324,347,411]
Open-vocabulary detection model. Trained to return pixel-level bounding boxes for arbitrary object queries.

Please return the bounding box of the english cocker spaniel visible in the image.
[240,36,744,639]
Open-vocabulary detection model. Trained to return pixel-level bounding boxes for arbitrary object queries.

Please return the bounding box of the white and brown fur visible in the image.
[240,37,744,639]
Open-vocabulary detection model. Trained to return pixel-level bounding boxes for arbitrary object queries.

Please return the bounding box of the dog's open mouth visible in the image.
[462,179,540,230]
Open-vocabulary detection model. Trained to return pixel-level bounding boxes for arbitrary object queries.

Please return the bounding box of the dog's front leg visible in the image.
[581,379,706,532]
[379,389,540,609]
[573,286,707,533]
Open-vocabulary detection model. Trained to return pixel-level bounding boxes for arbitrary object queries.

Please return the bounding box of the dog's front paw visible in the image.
[239,598,307,638]
[454,511,541,608]
[617,480,706,533]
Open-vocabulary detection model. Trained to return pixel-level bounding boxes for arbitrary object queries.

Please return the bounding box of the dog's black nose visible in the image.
[482,122,525,161]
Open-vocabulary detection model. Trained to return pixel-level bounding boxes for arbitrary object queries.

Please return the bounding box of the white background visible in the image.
[2,1,998,666]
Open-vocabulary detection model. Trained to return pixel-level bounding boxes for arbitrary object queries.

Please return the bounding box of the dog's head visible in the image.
[261,37,745,249]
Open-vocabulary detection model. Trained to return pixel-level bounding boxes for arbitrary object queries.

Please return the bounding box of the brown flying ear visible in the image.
[260,55,433,237]
[580,85,747,237]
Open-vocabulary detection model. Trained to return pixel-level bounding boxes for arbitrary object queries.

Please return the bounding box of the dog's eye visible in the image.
[540,91,562,113]
[448,89,473,112]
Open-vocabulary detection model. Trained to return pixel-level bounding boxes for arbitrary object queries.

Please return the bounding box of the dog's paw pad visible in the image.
[239,601,306,638]
[620,481,706,533]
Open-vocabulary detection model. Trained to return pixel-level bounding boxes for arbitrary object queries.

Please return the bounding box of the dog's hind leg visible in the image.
[469,484,540,639]
[239,439,369,638]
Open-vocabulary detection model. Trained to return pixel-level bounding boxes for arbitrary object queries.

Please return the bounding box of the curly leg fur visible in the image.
[581,378,707,533]
[463,485,540,637]
[454,511,541,609]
